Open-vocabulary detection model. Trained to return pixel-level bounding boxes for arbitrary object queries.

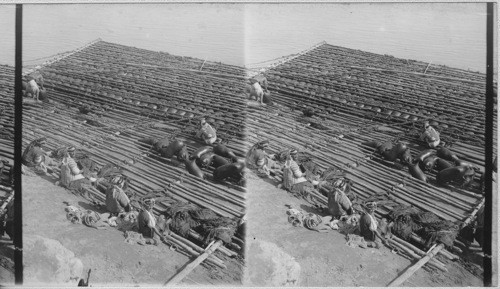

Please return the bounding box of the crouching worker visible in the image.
[138,196,167,245]
[419,121,440,148]
[59,147,94,191]
[282,149,319,201]
[325,178,356,220]
[195,118,217,145]
[105,175,131,217]
[22,137,58,173]
[247,74,270,105]
[359,202,388,249]
[246,140,278,175]
[250,74,269,92]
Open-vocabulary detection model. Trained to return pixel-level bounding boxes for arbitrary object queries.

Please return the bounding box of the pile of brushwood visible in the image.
[387,204,460,249]
[161,200,242,247]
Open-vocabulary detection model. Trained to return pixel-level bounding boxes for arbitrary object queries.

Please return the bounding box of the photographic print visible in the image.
[21,3,245,286]
[243,2,496,287]
[2,1,497,287]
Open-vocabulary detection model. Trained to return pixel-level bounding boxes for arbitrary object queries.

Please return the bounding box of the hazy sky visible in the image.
[0,3,492,72]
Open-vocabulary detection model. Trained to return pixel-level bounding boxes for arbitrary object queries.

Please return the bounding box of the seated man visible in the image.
[61,147,93,191]
[195,118,217,145]
[137,196,167,245]
[246,81,265,105]
[105,174,131,217]
[246,140,276,174]
[26,79,40,101]
[326,178,355,220]
[22,137,58,173]
[288,149,307,183]
[283,149,320,201]
[419,121,440,148]
[250,74,269,92]
[359,202,387,248]
[27,72,44,89]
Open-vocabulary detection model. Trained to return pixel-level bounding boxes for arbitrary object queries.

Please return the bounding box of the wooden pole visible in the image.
[460,197,485,229]
[409,234,458,260]
[125,62,247,80]
[387,243,445,287]
[200,59,207,71]
[164,240,223,286]
[163,234,226,269]
[423,61,432,74]
[349,65,485,85]
[386,238,447,272]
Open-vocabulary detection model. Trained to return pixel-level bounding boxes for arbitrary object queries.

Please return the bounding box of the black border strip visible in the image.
[484,1,494,287]
[14,3,23,285]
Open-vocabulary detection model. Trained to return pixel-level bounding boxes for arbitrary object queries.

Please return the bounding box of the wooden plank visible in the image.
[164,240,223,286]
[387,243,445,287]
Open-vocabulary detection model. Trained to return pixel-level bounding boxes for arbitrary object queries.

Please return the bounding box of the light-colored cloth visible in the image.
[246,82,264,101]
[196,123,217,144]
[203,135,217,145]
[65,156,85,182]
[26,79,40,99]
[250,75,269,91]
[289,160,307,185]
[146,210,156,229]
[252,82,264,96]
[367,213,378,231]
[427,139,440,148]
[419,126,440,147]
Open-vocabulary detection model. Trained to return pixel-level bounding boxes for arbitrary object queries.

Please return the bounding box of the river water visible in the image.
[0,3,492,73]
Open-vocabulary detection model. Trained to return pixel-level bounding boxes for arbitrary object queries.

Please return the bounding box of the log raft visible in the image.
[17,40,496,281]
[20,42,248,273]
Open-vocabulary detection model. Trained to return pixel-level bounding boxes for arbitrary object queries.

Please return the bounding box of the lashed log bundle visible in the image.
[21,42,247,269]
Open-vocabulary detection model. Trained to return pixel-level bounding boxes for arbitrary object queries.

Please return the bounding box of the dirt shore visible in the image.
[22,172,242,286]
[245,170,484,287]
